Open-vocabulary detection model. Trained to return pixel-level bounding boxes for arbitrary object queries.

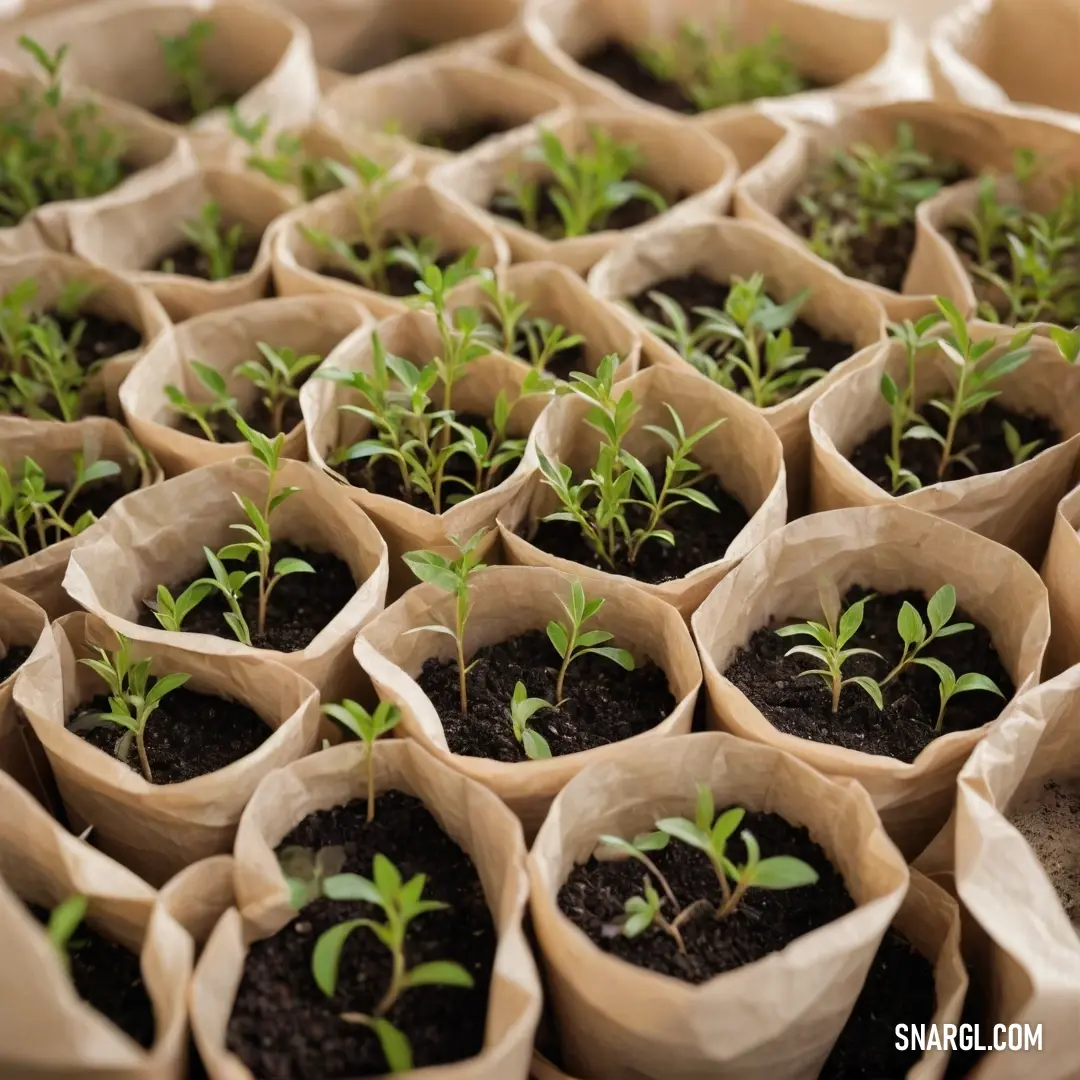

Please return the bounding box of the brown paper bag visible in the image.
[691,503,1050,858]
[430,107,737,275]
[13,611,322,885]
[1039,485,1080,678]
[119,294,372,475]
[0,768,194,1079]
[354,563,702,837]
[497,363,788,618]
[319,56,571,178]
[159,855,236,952]
[0,416,160,616]
[271,177,510,318]
[189,737,543,1080]
[62,457,390,695]
[65,167,297,323]
[528,730,910,1080]
[587,215,888,511]
[698,109,792,174]
[808,329,1080,564]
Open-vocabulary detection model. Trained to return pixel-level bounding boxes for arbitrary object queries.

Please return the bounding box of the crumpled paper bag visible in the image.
[1039,485,1080,678]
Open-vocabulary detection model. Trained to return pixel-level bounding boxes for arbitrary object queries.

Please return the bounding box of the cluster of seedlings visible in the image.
[154,199,261,282]
[154,19,232,124]
[229,111,344,202]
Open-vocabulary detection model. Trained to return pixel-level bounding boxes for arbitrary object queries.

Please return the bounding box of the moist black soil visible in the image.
[153,237,261,279]
[632,274,858,394]
[0,644,31,683]
[492,179,671,239]
[418,117,512,153]
[580,40,699,112]
[29,904,155,1048]
[529,467,750,584]
[818,928,937,1079]
[54,311,143,369]
[226,791,496,1079]
[724,586,1015,763]
[415,628,676,761]
[177,381,310,442]
[558,807,853,981]
[152,96,238,125]
[138,541,357,653]
[850,401,1061,489]
[318,235,459,297]
[70,686,270,784]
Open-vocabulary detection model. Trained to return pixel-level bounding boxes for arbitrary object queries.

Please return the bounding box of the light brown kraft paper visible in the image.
[698,110,793,175]
[355,563,702,837]
[62,457,390,697]
[159,855,236,951]
[1039,485,1080,678]
[588,215,888,513]
[190,738,542,1080]
[271,178,510,318]
[65,168,297,323]
[496,363,788,619]
[318,56,571,178]
[734,100,1080,321]
[528,730,910,1080]
[690,503,1050,859]
[430,107,737,276]
[0,768,194,1080]
[120,294,372,475]
[13,611,322,886]
[301,308,543,599]
[808,330,1080,565]
[0,416,160,617]
[0,0,321,162]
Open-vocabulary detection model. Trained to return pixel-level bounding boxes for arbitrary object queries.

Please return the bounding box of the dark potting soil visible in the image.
[177,383,309,443]
[849,401,1061,489]
[724,586,1014,763]
[153,236,262,279]
[138,542,357,653]
[489,323,588,382]
[415,628,676,761]
[580,40,698,113]
[418,117,512,153]
[529,467,750,584]
[631,274,857,394]
[70,686,270,784]
[318,235,460,297]
[53,311,143,369]
[226,791,496,1079]
[559,807,853,982]
[152,96,238,126]
[0,644,31,683]
[29,903,155,1048]
[817,927,937,1079]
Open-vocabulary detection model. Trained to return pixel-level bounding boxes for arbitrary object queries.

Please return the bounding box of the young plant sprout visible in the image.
[547,579,634,701]
[321,699,401,821]
[882,584,973,685]
[147,581,212,633]
[76,633,190,781]
[311,854,474,1074]
[1049,326,1080,364]
[228,111,341,201]
[158,19,223,118]
[402,531,487,713]
[164,360,237,441]
[278,845,346,910]
[235,343,322,435]
[46,893,88,970]
[162,201,245,280]
[635,292,721,382]
[476,274,531,356]
[915,657,1003,732]
[1003,420,1043,467]
[508,680,554,760]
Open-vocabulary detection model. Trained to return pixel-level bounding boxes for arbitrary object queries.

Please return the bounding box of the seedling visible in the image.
[46,893,88,971]
[321,699,401,821]
[915,657,1004,731]
[1050,326,1080,364]
[775,578,884,713]
[164,360,237,441]
[158,19,224,119]
[1003,420,1043,467]
[235,343,322,435]
[509,681,553,760]
[76,633,190,781]
[546,579,634,701]
[164,201,245,281]
[146,581,212,633]
[311,854,474,1073]
[278,845,346,910]
[635,291,725,384]
[228,111,341,201]
[882,584,973,686]
[402,531,488,713]
[476,274,531,355]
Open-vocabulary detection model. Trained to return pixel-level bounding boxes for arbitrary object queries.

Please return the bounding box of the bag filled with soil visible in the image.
[1039,486,1080,678]
[189,736,542,1080]
[120,294,371,474]
[62,456,389,696]
[692,503,1049,858]
[0,767,193,1080]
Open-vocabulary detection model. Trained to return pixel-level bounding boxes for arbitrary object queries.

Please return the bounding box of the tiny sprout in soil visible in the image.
[229,110,342,201]
[321,699,401,821]
[46,893,88,971]
[278,844,346,911]
[158,19,227,120]
[508,680,553,760]
[159,201,245,280]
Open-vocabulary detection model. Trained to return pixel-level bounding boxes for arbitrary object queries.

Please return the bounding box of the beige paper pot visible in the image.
[430,107,737,275]
[189,737,542,1080]
[0,769,194,1080]
[528,730,909,1080]
[119,294,372,475]
[355,563,702,837]
[588,215,887,511]
[1040,485,1080,678]
[734,100,1080,320]
[497,364,788,619]
[808,329,1080,564]
[0,416,160,616]
[14,611,322,885]
[66,167,296,322]
[271,178,510,317]
[159,855,236,951]
[319,55,571,178]
[698,109,792,174]
[691,504,1050,858]
[62,457,390,695]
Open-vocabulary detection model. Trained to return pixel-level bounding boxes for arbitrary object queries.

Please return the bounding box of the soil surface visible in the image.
[416,628,676,761]
[418,117,512,153]
[529,466,750,584]
[153,237,261,279]
[139,541,357,653]
[580,40,699,112]
[1008,778,1080,932]
[0,644,31,683]
[492,179,670,239]
[818,927,937,1079]
[558,807,853,981]
[850,402,1061,490]
[54,312,143,369]
[30,903,155,1048]
[151,96,237,125]
[177,379,310,443]
[318,236,460,297]
[724,586,1014,763]
[226,791,495,1079]
[70,686,270,784]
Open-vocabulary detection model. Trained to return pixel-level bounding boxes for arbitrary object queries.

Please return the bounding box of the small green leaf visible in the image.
[748,856,820,889]
[897,601,924,646]
[847,676,884,710]
[953,672,1004,698]
[523,727,552,760]
[927,585,956,634]
[370,1017,413,1073]
[403,960,475,990]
